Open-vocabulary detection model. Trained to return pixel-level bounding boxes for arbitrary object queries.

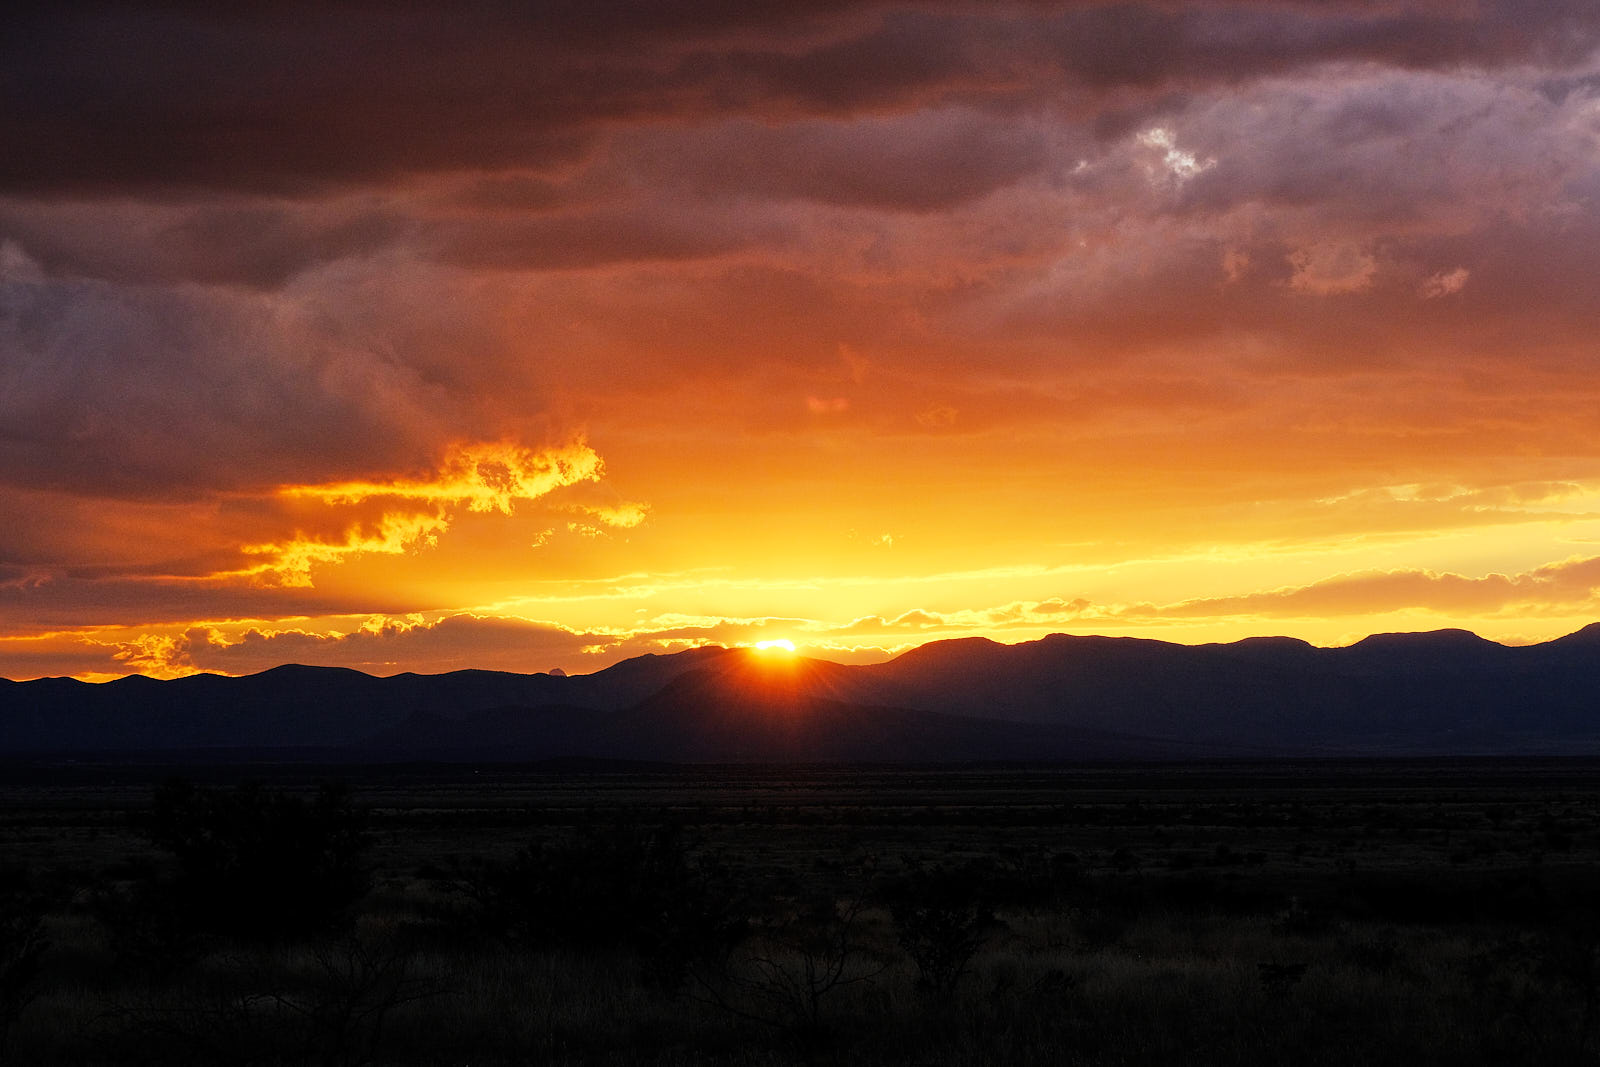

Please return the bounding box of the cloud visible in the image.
[1421,266,1470,298]
[430,201,790,272]
[10,541,1600,680]
[571,501,650,529]
[1134,126,1215,185]
[837,609,947,634]
[0,239,42,282]
[282,440,602,515]
[1170,70,1580,226]
[0,197,407,288]
[212,439,614,586]
[617,109,1052,213]
[0,437,630,620]
[0,571,385,637]
[0,634,137,682]
[109,614,619,679]
[0,258,463,497]
[1149,556,1600,620]
[4,3,1595,195]
[1288,242,1379,295]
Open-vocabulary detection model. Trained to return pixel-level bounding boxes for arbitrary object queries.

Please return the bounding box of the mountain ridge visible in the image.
[4,627,1599,762]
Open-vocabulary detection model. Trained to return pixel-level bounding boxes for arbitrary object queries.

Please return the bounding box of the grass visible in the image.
[5,759,1600,1064]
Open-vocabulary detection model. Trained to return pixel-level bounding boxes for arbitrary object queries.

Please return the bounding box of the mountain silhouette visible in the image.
[4,627,1600,761]
[582,649,1180,762]
[860,628,1599,753]
[0,647,727,755]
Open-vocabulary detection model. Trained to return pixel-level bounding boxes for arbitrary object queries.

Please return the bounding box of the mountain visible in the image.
[3,627,1599,761]
[0,646,729,755]
[586,649,1196,762]
[864,628,1600,753]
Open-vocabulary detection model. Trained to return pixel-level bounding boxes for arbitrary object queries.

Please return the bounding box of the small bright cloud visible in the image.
[1222,247,1250,283]
[1137,126,1216,183]
[1288,242,1378,295]
[1420,267,1470,298]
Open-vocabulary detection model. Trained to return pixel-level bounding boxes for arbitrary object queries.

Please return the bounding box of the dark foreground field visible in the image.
[6,759,1600,1065]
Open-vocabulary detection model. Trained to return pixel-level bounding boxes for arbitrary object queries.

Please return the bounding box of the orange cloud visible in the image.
[239,439,622,585]
[1152,556,1600,621]
[283,439,603,514]
[106,614,616,678]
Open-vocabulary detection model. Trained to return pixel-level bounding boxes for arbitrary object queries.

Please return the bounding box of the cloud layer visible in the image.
[4,1,1600,677]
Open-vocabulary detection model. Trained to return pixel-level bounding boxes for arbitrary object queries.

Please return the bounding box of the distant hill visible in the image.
[4,627,1600,762]
[583,650,1188,763]
[861,627,1600,753]
[0,646,730,755]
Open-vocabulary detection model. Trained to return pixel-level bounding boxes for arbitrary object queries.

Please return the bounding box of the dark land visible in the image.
[7,759,1600,1064]
[8,626,1600,763]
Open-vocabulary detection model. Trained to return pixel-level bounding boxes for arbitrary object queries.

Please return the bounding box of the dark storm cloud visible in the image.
[616,109,1053,212]
[0,199,408,288]
[430,202,787,271]
[1162,71,1580,228]
[0,266,460,496]
[4,1,1595,195]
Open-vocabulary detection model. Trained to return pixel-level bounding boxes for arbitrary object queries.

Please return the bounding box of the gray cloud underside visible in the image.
[5,1,1596,194]
[0,267,475,494]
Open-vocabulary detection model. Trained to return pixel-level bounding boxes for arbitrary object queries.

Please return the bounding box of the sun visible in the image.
[753,638,797,654]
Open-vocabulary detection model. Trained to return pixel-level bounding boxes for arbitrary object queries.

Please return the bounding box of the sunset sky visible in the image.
[5,1,1600,681]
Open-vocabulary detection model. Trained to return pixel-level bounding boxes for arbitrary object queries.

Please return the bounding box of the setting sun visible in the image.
[753,639,797,654]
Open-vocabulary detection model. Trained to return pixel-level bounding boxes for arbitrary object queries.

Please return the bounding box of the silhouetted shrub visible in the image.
[1073,896,1139,950]
[93,865,208,979]
[107,933,443,1067]
[982,849,1082,908]
[1256,960,1307,998]
[0,868,48,1062]
[1470,915,1600,1063]
[432,821,740,985]
[1273,895,1336,938]
[1109,846,1141,872]
[879,861,997,997]
[136,779,371,944]
[1342,928,1405,974]
[687,895,885,1055]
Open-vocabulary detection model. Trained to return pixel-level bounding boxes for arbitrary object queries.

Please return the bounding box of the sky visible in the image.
[5,0,1600,681]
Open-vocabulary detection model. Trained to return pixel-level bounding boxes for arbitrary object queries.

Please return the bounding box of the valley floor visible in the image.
[5,759,1600,1064]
